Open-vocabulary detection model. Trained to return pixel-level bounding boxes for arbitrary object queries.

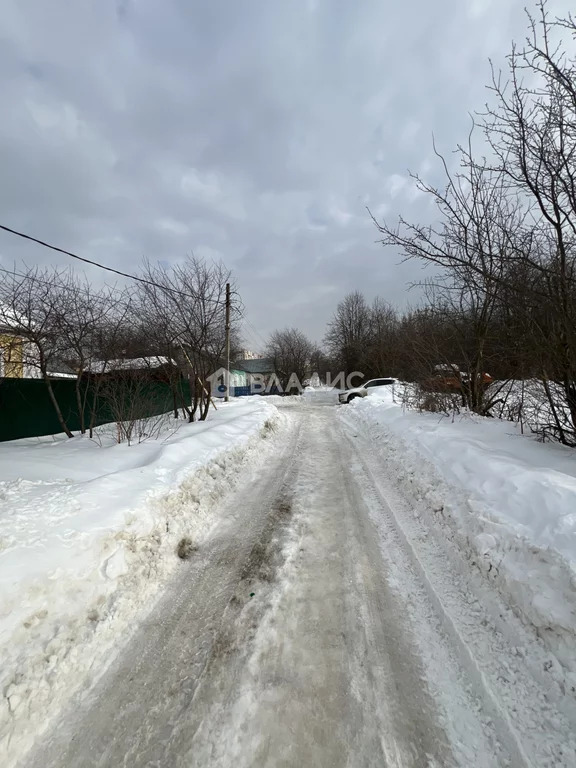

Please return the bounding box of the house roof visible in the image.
[234,357,275,374]
[48,359,78,376]
[86,356,177,373]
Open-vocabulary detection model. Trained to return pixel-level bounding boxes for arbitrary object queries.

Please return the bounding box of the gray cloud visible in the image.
[0,0,569,348]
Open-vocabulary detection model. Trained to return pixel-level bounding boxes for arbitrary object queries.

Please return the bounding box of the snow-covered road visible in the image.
[23,404,576,767]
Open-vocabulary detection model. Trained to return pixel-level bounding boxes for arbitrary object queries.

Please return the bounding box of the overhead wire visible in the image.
[0,224,224,304]
[242,316,269,354]
[0,226,253,352]
[0,264,130,302]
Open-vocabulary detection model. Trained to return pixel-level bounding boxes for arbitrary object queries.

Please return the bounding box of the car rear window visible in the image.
[366,378,395,387]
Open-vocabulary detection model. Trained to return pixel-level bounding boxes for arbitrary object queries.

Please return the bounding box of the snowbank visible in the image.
[342,388,576,677]
[0,397,281,765]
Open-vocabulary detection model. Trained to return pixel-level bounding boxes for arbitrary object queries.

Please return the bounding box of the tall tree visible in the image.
[324,291,371,375]
[266,328,315,392]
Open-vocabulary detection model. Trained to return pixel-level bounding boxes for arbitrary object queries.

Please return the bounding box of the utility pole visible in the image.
[225,282,231,402]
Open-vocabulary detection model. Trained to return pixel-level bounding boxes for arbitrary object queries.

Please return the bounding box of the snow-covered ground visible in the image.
[6,387,576,766]
[489,378,575,438]
[342,387,576,680]
[302,386,339,405]
[0,397,282,764]
[23,402,576,767]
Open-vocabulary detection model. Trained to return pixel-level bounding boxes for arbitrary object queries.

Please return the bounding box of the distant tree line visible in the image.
[270,2,576,446]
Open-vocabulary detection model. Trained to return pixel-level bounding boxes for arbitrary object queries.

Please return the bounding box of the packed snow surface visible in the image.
[343,386,576,675]
[4,389,576,767]
[21,403,576,767]
[0,397,280,763]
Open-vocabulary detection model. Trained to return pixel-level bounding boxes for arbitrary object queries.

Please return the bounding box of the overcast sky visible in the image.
[0,0,572,350]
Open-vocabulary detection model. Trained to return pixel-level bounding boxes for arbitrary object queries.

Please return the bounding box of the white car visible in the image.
[338,377,396,404]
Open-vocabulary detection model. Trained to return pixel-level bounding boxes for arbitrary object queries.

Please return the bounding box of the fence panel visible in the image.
[0,377,192,442]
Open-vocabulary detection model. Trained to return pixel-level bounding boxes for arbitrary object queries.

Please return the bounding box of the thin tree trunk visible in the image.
[89,376,103,439]
[75,376,86,434]
[190,375,199,422]
[542,376,567,444]
[200,380,211,421]
[44,374,73,438]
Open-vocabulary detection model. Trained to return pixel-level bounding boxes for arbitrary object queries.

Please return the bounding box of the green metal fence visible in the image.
[0,376,191,442]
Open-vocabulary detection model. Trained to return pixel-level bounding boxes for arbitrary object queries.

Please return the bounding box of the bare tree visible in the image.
[479,0,576,442]
[138,256,236,421]
[371,1,576,439]
[324,291,372,376]
[372,118,536,415]
[53,277,133,434]
[266,328,316,392]
[308,347,332,384]
[0,266,75,437]
[365,298,399,378]
[97,364,174,446]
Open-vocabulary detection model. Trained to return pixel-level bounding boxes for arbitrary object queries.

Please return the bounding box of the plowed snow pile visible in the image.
[0,398,280,763]
[344,387,576,685]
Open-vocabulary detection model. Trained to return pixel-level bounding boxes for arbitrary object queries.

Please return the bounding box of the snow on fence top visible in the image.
[86,356,177,373]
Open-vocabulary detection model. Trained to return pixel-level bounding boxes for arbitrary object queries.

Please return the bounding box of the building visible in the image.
[0,312,40,379]
[0,330,25,377]
[234,357,276,392]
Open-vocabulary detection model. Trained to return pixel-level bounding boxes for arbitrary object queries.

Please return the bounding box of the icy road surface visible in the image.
[25,404,576,767]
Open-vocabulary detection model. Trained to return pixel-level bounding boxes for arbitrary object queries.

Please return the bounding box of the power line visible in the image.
[242,316,269,352]
[0,265,138,330]
[245,320,268,350]
[0,264,242,342]
[0,264,129,301]
[0,265,142,323]
[241,331,262,354]
[0,265,246,339]
[234,317,258,349]
[0,223,224,304]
